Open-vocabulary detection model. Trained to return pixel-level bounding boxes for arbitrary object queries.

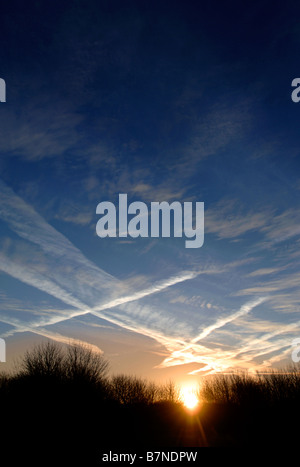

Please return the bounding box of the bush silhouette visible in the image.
[199,367,300,407]
[20,341,65,380]
[2,341,300,455]
[64,343,109,385]
[198,367,300,446]
[19,341,109,384]
[109,375,181,405]
[110,374,152,405]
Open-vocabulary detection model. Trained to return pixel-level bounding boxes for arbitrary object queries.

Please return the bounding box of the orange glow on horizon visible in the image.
[180,384,199,410]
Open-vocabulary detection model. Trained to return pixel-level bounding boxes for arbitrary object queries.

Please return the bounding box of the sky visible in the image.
[0,0,300,385]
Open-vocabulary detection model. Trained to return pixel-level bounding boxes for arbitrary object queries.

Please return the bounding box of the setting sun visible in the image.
[181,386,199,410]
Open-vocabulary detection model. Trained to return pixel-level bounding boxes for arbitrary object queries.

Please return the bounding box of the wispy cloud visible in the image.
[1,179,274,376]
[205,199,269,239]
[1,179,298,375]
[156,297,269,374]
[0,99,83,160]
[205,199,300,245]
[0,252,87,310]
[24,327,105,355]
[247,267,286,277]
[190,296,268,343]
[91,271,198,312]
[0,179,199,354]
[235,271,300,308]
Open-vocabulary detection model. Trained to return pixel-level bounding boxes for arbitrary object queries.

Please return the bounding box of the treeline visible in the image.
[1,342,300,458]
[200,369,300,406]
[0,342,188,461]
[0,341,181,405]
[197,368,300,447]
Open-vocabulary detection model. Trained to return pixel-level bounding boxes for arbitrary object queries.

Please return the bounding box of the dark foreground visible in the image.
[1,344,299,461]
[2,378,300,462]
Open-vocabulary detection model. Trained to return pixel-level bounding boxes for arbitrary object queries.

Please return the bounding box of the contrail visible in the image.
[90,271,198,313]
[191,296,268,343]
[155,296,269,372]
[0,178,198,325]
[0,246,198,331]
[2,178,267,374]
[0,253,88,310]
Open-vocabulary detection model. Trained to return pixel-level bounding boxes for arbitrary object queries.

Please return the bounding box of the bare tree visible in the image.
[20,341,64,379]
[109,375,180,405]
[145,381,159,404]
[110,374,151,405]
[158,380,181,403]
[64,344,109,385]
[19,341,109,389]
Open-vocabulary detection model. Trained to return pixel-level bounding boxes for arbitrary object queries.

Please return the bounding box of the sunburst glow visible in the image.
[181,385,199,410]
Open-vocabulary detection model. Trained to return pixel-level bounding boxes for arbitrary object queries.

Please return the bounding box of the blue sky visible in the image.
[0,0,300,383]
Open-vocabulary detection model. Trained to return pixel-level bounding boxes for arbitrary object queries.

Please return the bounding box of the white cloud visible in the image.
[191,297,268,343]
[248,267,285,277]
[1,179,299,375]
[205,199,300,245]
[0,100,83,160]
[205,199,269,239]
[0,179,201,356]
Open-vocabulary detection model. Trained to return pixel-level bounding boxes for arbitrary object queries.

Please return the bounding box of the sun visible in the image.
[180,385,199,410]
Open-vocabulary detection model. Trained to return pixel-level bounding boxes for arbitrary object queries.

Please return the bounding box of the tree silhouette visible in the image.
[2,341,300,453]
[19,341,109,386]
[64,343,109,385]
[110,374,153,405]
[20,341,64,380]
